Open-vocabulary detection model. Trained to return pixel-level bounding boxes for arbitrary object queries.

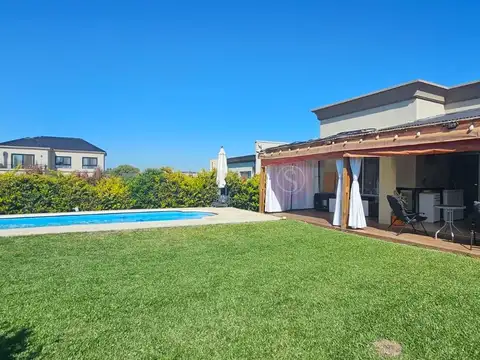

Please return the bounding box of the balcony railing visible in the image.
[0,163,48,170]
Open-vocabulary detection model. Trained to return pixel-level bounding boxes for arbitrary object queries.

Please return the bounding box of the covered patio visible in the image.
[258,109,480,255]
[277,210,480,258]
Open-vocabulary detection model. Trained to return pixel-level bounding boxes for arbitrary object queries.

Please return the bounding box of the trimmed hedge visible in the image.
[0,169,259,214]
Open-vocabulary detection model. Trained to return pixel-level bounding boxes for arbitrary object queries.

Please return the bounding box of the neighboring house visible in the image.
[0,136,106,173]
[259,79,480,228]
[210,140,287,179]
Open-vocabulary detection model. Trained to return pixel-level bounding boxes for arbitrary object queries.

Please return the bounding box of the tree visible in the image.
[106,165,140,179]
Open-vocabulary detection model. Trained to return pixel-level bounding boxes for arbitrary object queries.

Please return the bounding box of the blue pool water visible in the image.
[0,211,215,229]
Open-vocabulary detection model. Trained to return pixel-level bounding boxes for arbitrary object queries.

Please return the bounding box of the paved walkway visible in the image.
[0,208,279,237]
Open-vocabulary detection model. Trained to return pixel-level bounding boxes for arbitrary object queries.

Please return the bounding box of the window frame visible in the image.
[82,157,98,169]
[55,156,72,168]
[359,158,379,197]
[239,171,252,179]
[11,153,35,168]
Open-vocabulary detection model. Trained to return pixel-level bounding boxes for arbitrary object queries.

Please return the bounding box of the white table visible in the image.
[434,205,466,241]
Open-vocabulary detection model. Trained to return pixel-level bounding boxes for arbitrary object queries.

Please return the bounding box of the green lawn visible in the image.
[1,221,480,359]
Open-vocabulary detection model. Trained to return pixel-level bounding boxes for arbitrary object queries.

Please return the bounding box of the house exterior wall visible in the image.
[415,98,445,119]
[255,140,287,174]
[0,146,105,173]
[445,98,480,113]
[209,159,217,171]
[319,99,417,138]
[0,147,50,170]
[228,161,255,178]
[320,98,449,138]
[378,157,397,225]
[53,150,106,173]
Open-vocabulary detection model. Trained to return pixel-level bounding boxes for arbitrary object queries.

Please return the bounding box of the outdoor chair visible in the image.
[387,195,428,236]
[469,201,480,249]
[212,189,229,207]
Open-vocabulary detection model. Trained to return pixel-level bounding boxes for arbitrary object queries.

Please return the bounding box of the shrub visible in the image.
[95,177,134,210]
[159,170,218,208]
[226,172,259,211]
[0,172,97,214]
[105,165,141,179]
[127,168,166,208]
[0,169,260,215]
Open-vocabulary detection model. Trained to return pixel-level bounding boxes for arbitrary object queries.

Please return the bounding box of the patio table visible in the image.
[434,205,466,241]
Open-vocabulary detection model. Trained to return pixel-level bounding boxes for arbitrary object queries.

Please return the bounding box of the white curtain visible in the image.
[265,161,316,212]
[291,160,315,210]
[333,159,343,226]
[348,158,367,229]
[266,165,291,212]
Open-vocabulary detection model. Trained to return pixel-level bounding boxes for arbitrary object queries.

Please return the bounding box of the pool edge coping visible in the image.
[0,207,280,237]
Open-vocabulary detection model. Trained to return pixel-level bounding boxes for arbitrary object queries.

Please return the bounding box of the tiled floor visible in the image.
[276,210,480,258]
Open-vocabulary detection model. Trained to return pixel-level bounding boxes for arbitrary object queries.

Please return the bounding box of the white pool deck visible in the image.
[0,207,280,237]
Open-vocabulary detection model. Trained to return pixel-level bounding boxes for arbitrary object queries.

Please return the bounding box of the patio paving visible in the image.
[277,210,480,258]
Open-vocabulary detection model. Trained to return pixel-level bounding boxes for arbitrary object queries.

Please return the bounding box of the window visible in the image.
[82,157,98,169]
[11,154,35,168]
[240,171,252,179]
[55,156,72,168]
[359,158,379,196]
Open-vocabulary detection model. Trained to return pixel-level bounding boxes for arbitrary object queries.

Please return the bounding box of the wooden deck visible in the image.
[276,210,480,258]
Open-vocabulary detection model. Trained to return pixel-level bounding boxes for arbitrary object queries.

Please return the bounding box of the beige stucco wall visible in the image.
[0,147,50,170]
[255,140,287,174]
[228,165,255,177]
[209,159,217,170]
[320,98,452,138]
[53,150,105,173]
[0,146,105,173]
[320,99,417,138]
[378,157,397,224]
[416,98,445,119]
[445,98,480,113]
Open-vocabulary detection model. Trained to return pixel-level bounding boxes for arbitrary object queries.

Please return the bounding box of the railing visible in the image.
[0,163,48,170]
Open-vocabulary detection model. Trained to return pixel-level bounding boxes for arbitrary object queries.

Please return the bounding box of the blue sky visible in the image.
[1,1,479,170]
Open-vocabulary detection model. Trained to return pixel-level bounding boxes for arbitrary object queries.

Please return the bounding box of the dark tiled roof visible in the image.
[0,136,106,153]
[227,154,256,164]
[264,107,480,153]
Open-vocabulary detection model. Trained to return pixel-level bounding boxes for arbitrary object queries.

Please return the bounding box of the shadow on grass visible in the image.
[0,325,42,360]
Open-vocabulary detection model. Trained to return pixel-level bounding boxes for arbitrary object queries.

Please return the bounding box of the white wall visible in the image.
[255,140,287,174]
[53,150,105,172]
[0,147,50,170]
[228,164,255,178]
[416,98,445,119]
[209,159,217,170]
[445,98,480,113]
[320,99,417,138]
[320,98,452,138]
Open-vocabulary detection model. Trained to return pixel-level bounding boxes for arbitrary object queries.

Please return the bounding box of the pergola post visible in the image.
[259,166,266,213]
[341,158,351,229]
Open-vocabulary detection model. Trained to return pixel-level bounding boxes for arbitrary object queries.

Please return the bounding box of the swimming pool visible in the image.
[0,211,215,229]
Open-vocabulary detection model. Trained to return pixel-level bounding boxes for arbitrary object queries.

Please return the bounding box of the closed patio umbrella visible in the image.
[216,146,228,189]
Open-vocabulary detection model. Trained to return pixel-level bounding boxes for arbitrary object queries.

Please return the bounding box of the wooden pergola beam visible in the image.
[259,166,266,213]
[260,120,480,164]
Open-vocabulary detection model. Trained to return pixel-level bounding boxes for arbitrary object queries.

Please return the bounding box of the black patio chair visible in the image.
[387,195,428,236]
[469,201,480,250]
